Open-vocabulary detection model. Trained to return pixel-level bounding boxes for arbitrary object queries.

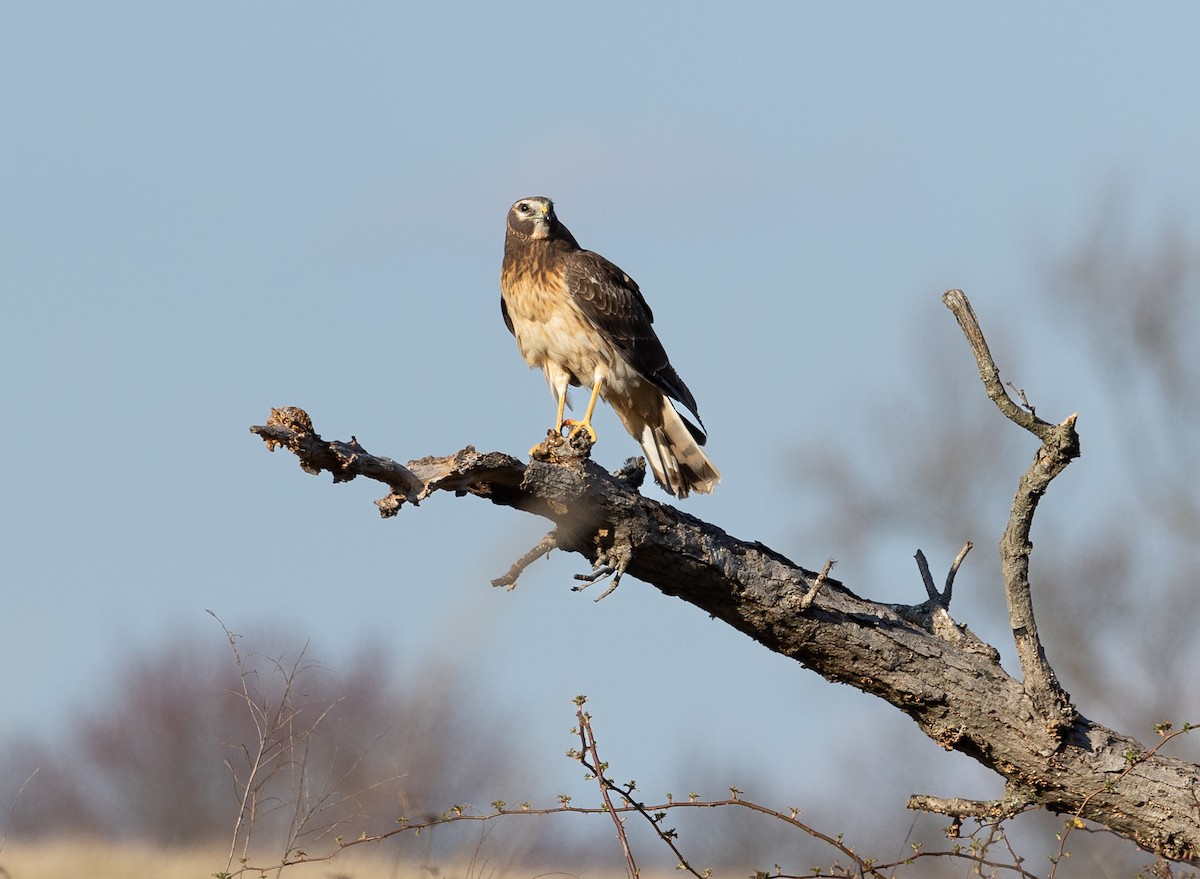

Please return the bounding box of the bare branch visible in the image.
[914,550,938,602]
[941,290,1051,439]
[223,701,1052,879]
[491,530,558,590]
[944,540,973,604]
[249,292,1196,865]
[943,290,1079,729]
[0,769,39,856]
[799,558,835,611]
[251,405,1198,865]
[907,792,1032,822]
[574,703,646,879]
[913,542,973,609]
[252,407,425,504]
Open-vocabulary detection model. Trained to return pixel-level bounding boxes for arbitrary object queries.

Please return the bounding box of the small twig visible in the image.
[941,290,1049,438]
[907,792,1031,822]
[224,773,1047,878]
[210,612,381,875]
[943,540,973,605]
[0,768,39,855]
[572,529,635,601]
[913,543,974,608]
[491,530,558,589]
[252,407,426,502]
[568,702,889,878]
[1006,381,1036,416]
[576,704,643,879]
[799,558,835,611]
[914,550,938,603]
[572,565,622,601]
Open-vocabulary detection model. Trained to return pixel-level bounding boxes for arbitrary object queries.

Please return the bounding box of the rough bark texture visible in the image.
[251,410,1199,866]
[250,291,1200,866]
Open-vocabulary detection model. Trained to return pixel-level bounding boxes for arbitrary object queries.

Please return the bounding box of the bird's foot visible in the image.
[529,428,566,460]
[562,419,597,448]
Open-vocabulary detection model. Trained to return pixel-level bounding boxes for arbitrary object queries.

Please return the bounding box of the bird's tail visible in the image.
[634,395,721,499]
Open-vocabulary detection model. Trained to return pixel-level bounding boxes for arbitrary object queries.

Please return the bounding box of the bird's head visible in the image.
[506,196,557,241]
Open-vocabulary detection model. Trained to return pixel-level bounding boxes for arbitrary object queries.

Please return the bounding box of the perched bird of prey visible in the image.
[499,196,720,498]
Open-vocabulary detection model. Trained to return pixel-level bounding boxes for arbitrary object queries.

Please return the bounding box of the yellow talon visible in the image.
[530,428,565,459]
[537,376,602,455]
[563,418,598,443]
[562,376,604,445]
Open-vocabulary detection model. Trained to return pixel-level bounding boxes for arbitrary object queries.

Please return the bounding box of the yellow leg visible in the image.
[564,377,602,443]
[555,388,568,433]
[530,380,572,458]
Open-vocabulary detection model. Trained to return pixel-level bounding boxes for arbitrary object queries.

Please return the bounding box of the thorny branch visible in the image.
[219,701,1054,879]
[573,702,651,879]
[571,697,714,878]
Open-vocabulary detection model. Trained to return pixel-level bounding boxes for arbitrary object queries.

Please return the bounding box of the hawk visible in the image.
[500,196,720,498]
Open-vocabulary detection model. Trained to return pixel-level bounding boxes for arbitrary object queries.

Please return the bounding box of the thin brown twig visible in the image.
[492,530,558,589]
[944,540,973,605]
[0,768,39,856]
[211,613,400,878]
[575,704,641,878]
[799,558,835,611]
[907,791,1032,822]
[227,799,1049,878]
[574,698,707,876]
[912,542,972,608]
[218,786,1060,879]
[914,550,938,602]
[571,697,889,879]
[941,291,1049,438]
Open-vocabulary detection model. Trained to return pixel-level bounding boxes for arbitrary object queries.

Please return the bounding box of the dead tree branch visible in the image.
[943,289,1079,729]
[491,530,558,590]
[250,295,1199,867]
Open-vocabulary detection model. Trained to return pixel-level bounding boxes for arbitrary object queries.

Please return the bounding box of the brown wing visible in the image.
[562,250,707,442]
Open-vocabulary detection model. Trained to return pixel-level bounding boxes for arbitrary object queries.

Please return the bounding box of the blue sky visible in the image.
[3,2,1198,846]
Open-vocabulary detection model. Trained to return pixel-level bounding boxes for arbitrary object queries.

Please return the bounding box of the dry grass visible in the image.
[0,836,487,879]
[0,838,228,879]
[0,837,632,879]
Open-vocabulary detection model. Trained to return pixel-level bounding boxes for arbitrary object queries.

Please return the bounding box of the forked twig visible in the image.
[943,289,1078,728]
[913,542,973,608]
[574,702,644,878]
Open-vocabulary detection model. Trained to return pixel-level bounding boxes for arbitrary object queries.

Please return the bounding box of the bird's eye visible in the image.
[517,203,531,214]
